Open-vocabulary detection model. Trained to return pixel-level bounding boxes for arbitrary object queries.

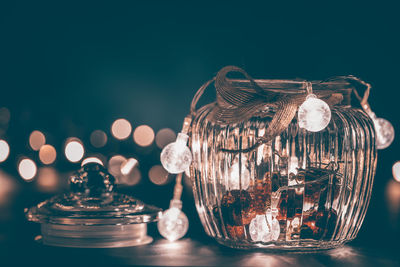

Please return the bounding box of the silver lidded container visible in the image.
[26,162,162,248]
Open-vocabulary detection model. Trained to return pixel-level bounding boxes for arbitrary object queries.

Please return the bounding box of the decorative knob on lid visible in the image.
[70,162,115,200]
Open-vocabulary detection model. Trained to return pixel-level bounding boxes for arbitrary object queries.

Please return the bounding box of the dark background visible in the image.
[1,1,400,266]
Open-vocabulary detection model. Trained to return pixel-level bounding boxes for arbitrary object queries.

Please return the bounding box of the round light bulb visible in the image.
[249,213,280,242]
[160,133,192,174]
[373,117,395,150]
[291,217,300,228]
[228,161,250,190]
[157,200,189,241]
[298,94,331,132]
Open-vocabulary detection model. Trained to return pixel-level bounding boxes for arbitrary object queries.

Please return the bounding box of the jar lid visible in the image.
[26,162,162,248]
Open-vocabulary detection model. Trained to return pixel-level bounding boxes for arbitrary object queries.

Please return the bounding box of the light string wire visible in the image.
[172,173,183,200]
[320,75,371,111]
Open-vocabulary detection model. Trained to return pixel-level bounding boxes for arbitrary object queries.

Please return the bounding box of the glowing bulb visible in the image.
[64,138,84,163]
[29,130,46,151]
[37,167,59,192]
[120,158,138,175]
[291,217,300,228]
[249,213,280,242]
[111,118,132,140]
[364,108,394,150]
[0,139,10,162]
[119,167,142,186]
[39,144,57,165]
[148,165,169,185]
[157,200,189,241]
[373,117,395,150]
[90,130,107,148]
[393,161,400,182]
[288,156,299,175]
[156,128,176,149]
[81,157,104,167]
[18,158,37,181]
[228,159,250,190]
[160,133,192,174]
[133,125,155,147]
[108,155,126,177]
[298,94,331,132]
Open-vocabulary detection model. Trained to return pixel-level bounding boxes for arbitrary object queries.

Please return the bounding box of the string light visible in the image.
[158,200,189,242]
[249,193,280,242]
[298,83,331,132]
[157,173,189,241]
[161,116,193,174]
[161,133,192,174]
[345,75,395,150]
[228,157,250,190]
[249,213,280,242]
[366,110,395,150]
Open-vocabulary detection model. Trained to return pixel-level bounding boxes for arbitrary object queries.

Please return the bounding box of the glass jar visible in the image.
[189,78,377,251]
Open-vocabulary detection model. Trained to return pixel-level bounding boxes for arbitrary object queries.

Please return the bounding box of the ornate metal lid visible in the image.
[26,162,162,247]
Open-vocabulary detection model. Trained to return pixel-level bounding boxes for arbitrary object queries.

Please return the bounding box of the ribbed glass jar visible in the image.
[189,82,377,251]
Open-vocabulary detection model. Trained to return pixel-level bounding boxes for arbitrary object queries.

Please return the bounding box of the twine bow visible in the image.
[190,66,370,153]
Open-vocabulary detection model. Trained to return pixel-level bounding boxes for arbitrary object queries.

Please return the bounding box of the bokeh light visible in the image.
[148,165,169,185]
[121,158,138,175]
[64,138,85,163]
[119,167,142,186]
[29,130,46,151]
[18,158,37,181]
[0,107,10,125]
[108,155,127,177]
[90,130,107,148]
[155,128,176,149]
[36,167,60,192]
[111,119,132,140]
[39,144,57,165]
[133,125,155,147]
[81,156,104,166]
[393,161,400,182]
[386,179,400,217]
[0,139,10,162]
[0,170,16,206]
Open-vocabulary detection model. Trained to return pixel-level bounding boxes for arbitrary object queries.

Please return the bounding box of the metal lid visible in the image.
[26,162,162,247]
